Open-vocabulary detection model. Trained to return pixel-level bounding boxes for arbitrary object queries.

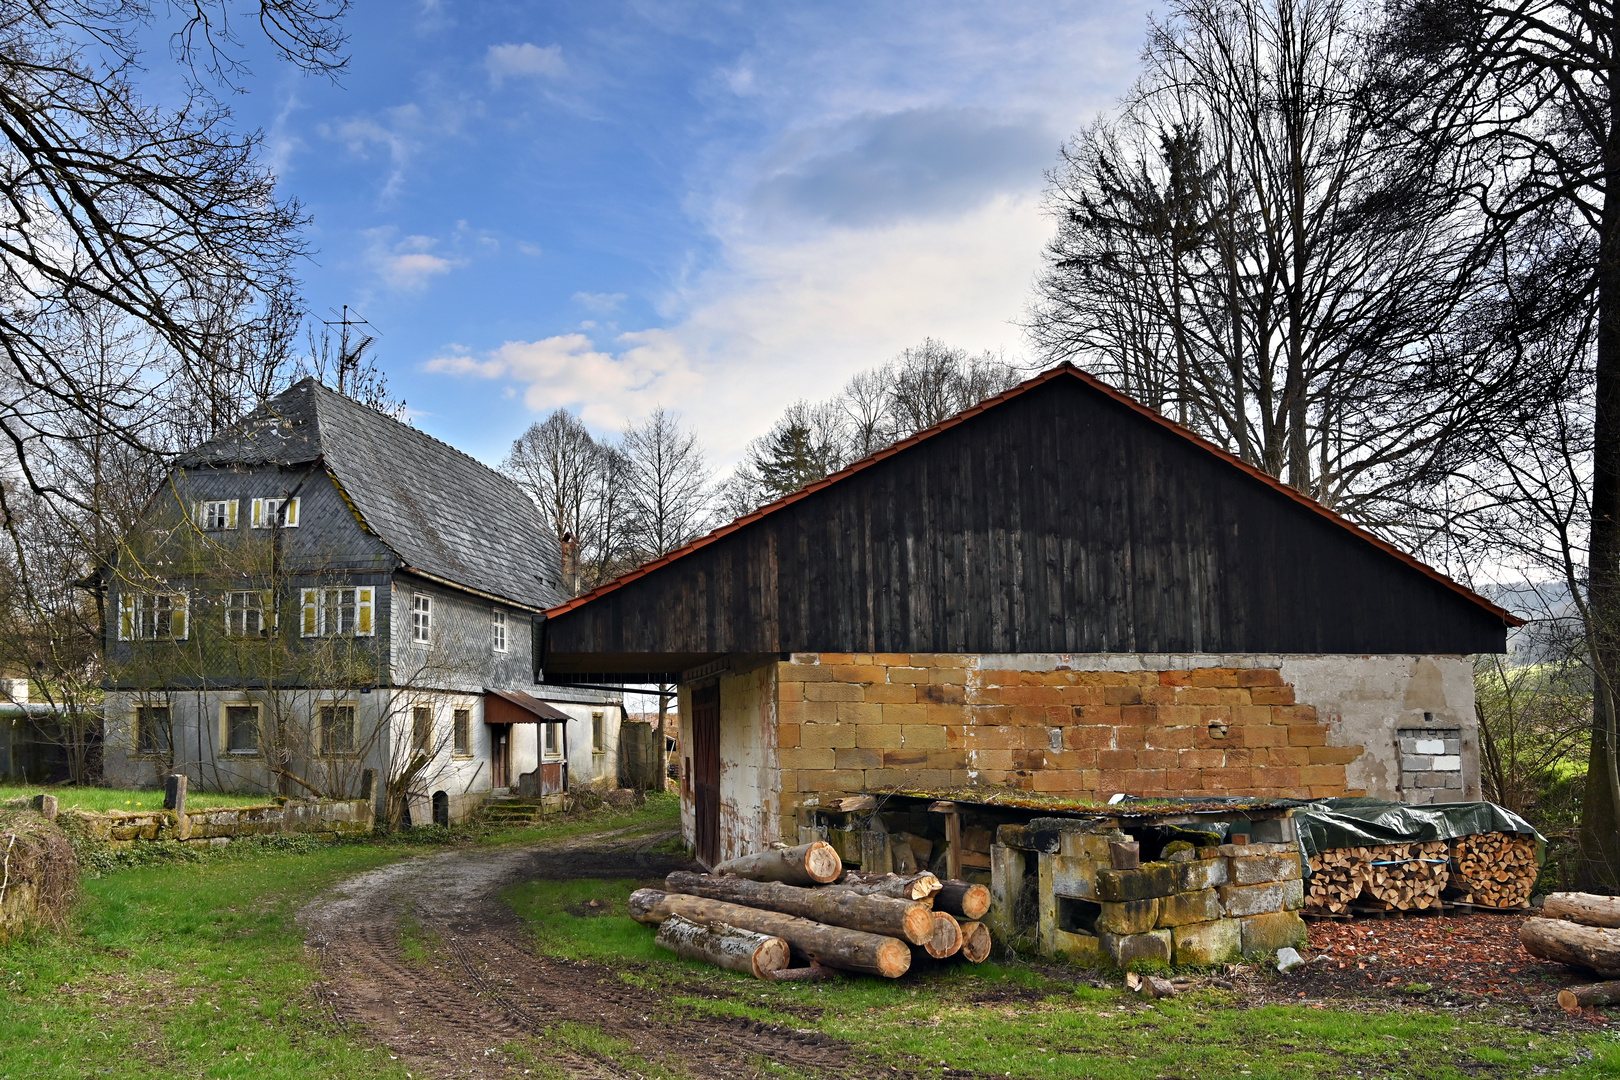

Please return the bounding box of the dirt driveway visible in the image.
[299,825,854,1079]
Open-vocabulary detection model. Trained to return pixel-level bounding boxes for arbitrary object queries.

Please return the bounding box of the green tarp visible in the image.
[1294,797,1545,865]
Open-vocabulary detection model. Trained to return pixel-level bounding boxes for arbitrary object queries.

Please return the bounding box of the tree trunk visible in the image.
[1544,893,1620,928]
[934,880,991,921]
[769,963,838,983]
[653,913,790,979]
[959,921,992,963]
[664,871,934,945]
[1520,917,1620,976]
[629,889,910,978]
[825,872,941,901]
[714,842,843,885]
[1559,981,1620,1012]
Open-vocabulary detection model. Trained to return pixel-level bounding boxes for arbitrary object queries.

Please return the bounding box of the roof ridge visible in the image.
[546,362,1519,627]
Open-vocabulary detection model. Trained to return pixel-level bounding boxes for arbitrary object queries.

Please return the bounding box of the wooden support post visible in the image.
[931,801,961,881]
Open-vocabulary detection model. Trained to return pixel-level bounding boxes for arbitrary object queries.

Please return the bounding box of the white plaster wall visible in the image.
[717,664,781,863]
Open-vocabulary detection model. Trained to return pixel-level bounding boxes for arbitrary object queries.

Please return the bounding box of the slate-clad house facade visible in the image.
[104,378,620,821]
[540,364,1519,866]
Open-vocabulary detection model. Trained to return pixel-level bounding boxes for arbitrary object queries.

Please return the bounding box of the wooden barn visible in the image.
[539,364,1518,867]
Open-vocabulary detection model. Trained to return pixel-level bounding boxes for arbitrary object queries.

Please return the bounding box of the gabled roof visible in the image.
[548,363,1517,629]
[178,378,562,610]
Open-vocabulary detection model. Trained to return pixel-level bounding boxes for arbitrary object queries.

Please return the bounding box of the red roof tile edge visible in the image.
[546,362,1522,628]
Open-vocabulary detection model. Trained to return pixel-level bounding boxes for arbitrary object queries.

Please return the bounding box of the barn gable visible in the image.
[543,365,1512,681]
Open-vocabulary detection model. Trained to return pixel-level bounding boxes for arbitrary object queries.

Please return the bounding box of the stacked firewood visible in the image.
[630,841,993,980]
[1305,832,1537,914]
[1448,832,1539,908]
[1521,893,1620,1011]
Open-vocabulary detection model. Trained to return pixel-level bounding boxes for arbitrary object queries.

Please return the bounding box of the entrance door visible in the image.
[691,682,721,868]
[491,725,510,789]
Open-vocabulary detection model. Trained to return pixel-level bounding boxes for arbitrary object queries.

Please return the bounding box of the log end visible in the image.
[877,938,912,979]
[752,936,792,980]
[806,840,843,884]
[902,902,938,945]
[960,921,992,963]
[925,912,963,959]
[960,883,991,921]
[1558,989,1581,1015]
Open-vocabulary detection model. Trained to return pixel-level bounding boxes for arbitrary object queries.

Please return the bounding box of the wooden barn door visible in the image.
[691,682,721,868]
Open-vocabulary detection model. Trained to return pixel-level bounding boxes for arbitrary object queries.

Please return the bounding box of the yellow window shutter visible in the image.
[250,498,264,528]
[264,590,278,629]
[301,589,319,636]
[356,587,374,636]
[227,500,239,529]
[172,595,188,640]
[191,502,201,527]
[283,497,299,527]
[119,592,134,640]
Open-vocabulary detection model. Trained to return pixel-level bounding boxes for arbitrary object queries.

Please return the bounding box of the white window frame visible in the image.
[411,704,434,758]
[319,701,359,757]
[250,497,300,529]
[452,707,473,759]
[193,499,238,531]
[411,594,432,644]
[117,591,189,641]
[542,721,564,760]
[492,609,507,653]
[299,586,375,637]
[220,702,261,756]
[223,590,272,636]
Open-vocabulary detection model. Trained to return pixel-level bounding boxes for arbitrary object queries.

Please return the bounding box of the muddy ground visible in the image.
[299,827,1603,1079]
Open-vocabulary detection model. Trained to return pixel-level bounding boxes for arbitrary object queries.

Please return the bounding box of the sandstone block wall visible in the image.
[778,652,1364,806]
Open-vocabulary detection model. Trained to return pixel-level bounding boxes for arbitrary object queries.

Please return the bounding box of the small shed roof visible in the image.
[177,378,563,611]
[542,365,1515,681]
[484,688,573,724]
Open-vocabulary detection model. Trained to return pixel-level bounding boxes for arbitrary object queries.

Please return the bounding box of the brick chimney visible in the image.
[560,532,580,593]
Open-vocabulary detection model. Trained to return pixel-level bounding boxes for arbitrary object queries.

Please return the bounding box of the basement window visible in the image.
[592,711,605,754]
[412,706,433,757]
[134,706,170,757]
[321,704,357,756]
[453,709,472,758]
[225,704,259,754]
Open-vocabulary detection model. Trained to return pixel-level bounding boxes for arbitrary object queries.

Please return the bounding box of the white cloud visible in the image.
[487,43,569,86]
[572,291,626,313]
[363,229,464,291]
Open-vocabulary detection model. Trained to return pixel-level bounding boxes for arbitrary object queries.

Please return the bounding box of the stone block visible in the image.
[1173,918,1242,965]
[1096,863,1179,902]
[1157,888,1222,927]
[1413,739,1446,755]
[1431,755,1462,771]
[1444,773,1463,789]
[1214,841,1293,857]
[1048,853,1098,899]
[1098,898,1160,935]
[1283,878,1305,910]
[1416,772,1447,788]
[1178,858,1228,891]
[1401,754,1433,772]
[1443,739,1461,755]
[1099,928,1172,969]
[1229,854,1303,885]
[1059,828,1126,861]
[1047,928,1103,965]
[1248,817,1296,844]
[1239,911,1307,955]
[1218,881,1287,917]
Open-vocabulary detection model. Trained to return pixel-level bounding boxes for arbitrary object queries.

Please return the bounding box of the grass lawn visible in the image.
[0,797,677,1080]
[0,785,272,814]
[505,874,1620,1080]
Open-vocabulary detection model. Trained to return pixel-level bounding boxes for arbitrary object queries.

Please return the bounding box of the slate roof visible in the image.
[177,378,562,610]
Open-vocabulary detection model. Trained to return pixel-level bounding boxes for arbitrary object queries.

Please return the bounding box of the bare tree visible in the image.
[301,307,404,418]
[620,409,712,562]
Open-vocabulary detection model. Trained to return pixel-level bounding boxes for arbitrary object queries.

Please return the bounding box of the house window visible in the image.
[299,587,374,637]
[542,722,563,759]
[411,594,431,643]
[592,711,605,754]
[492,609,507,652]
[118,592,189,641]
[134,706,170,757]
[412,706,433,756]
[250,497,299,528]
[224,591,268,636]
[225,704,259,754]
[321,704,357,756]
[195,500,238,530]
[453,709,471,758]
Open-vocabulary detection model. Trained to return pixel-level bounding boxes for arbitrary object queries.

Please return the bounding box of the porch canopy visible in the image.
[483,688,571,724]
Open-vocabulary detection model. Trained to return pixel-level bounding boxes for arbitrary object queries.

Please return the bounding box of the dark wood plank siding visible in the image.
[547,377,1508,661]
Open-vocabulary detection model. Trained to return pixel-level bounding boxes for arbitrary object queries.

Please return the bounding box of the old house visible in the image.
[539,364,1518,866]
[102,378,621,821]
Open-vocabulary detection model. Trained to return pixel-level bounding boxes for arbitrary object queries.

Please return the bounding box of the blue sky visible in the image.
[226,0,1151,468]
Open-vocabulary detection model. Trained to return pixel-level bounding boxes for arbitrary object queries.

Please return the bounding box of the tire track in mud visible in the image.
[300,827,858,1079]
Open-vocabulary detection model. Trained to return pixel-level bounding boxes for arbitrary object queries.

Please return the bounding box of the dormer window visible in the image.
[193,500,238,530]
[250,497,299,528]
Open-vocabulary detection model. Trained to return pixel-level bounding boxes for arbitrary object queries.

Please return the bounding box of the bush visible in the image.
[0,809,77,941]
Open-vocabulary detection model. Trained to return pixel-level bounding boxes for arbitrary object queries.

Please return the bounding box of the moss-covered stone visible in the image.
[1173,918,1241,965]
[1097,897,1159,934]
[1179,857,1228,891]
[1218,881,1287,917]
[1157,888,1222,927]
[1048,927,1103,965]
[1229,854,1303,885]
[1097,862,1179,902]
[1100,928,1172,968]
[1239,911,1307,955]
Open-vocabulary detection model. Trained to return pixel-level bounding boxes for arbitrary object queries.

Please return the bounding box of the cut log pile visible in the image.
[1522,892,1620,1006]
[1448,833,1539,908]
[1304,831,1538,915]
[635,841,992,980]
